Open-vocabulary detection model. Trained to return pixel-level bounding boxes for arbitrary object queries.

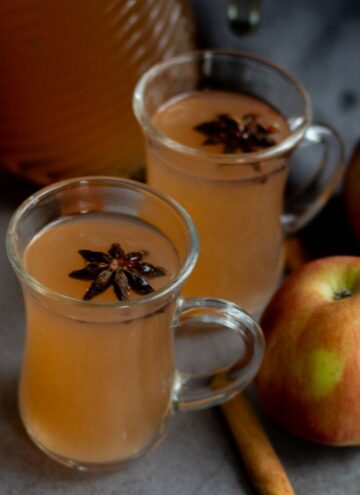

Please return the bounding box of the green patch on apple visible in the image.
[306,349,344,399]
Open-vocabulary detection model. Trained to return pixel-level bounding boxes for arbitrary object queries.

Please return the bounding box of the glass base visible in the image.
[22,420,167,471]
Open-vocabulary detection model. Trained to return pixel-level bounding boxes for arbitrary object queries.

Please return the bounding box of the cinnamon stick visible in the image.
[221,394,295,495]
[219,238,308,494]
[284,237,309,273]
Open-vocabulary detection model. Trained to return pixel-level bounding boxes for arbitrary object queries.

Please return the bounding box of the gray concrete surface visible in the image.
[1,1,360,494]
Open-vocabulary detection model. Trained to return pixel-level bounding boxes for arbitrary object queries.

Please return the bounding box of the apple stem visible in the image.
[333,289,352,300]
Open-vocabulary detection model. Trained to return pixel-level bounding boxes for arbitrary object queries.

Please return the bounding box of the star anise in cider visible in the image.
[69,243,166,301]
[194,113,277,153]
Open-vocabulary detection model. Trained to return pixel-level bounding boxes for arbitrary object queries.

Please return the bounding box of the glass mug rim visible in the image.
[133,49,312,166]
[6,176,199,310]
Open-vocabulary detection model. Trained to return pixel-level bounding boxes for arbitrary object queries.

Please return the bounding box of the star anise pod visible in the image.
[69,243,166,301]
[194,113,277,153]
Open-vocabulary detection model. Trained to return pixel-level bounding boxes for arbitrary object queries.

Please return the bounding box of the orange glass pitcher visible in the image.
[0,0,194,184]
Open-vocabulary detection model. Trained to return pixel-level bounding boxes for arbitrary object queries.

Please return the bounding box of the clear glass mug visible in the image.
[6,177,264,470]
[133,50,344,317]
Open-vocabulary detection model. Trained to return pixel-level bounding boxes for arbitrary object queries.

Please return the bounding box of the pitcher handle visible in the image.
[227,0,262,35]
[172,297,264,412]
[281,123,345,235]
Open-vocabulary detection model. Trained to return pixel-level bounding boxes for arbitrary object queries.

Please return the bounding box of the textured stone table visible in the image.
[1,0,360,493]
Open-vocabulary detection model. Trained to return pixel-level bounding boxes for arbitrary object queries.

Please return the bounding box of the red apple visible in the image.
[343,142,360,244]
[256,256,360,445]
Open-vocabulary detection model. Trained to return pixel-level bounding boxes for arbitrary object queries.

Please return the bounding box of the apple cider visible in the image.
[148,91,291,315]
[20,212,180,465]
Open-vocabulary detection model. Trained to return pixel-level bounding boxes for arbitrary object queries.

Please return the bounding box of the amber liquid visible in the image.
[21,213,180,465]
[149,91,290,315]
[0,0,193,184]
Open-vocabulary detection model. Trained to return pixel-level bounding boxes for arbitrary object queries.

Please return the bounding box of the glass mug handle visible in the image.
[282,123,345,235]
[172,297,265,412]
